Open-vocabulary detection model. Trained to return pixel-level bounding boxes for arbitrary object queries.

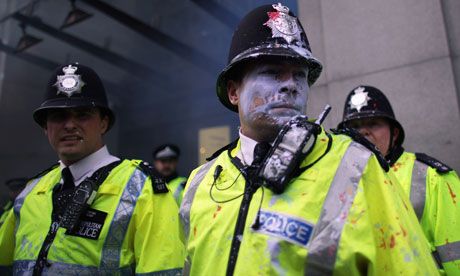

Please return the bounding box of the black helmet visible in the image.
[337,85,405,147]
[216,3,322,112]
[153,144,180,160]
[33,63,115,130]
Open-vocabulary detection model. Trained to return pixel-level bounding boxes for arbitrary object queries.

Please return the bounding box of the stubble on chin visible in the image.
[246,112,286,142]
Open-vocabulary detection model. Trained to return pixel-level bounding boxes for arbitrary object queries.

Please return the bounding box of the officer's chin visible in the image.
[253,112,290,127]
[248,114,287,142]
[160,169,173,177]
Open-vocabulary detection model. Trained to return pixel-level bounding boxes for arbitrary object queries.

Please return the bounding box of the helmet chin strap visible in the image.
[384,122,396,163]
[385,124,404,167]
[388,124,395,154]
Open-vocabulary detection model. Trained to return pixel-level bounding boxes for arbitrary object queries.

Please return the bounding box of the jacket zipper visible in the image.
[226,180,256,276]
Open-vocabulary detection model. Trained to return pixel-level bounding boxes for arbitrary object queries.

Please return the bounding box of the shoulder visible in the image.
[414,152,452,173]
[400,151,415,159]
[330,128,389,171]
[177,176,188,186]
[188,140,235,178]
[190,158,221,179]
[186,153,227,190]
[131,160,169,194]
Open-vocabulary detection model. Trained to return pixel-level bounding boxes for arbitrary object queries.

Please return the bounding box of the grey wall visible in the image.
[300,0,460,171]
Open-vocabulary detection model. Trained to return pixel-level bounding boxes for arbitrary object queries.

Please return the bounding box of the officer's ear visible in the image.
[392,127,400,144]
[42,116,49,134]
[97,109,109,135]
[100,115,109,135]
[227,80,240,105]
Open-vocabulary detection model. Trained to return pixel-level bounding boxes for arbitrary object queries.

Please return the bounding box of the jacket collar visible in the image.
[386,145,405,167]
[228,126,331,170]
[59,145,119,186]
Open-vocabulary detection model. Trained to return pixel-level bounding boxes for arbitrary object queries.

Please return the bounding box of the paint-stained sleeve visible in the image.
[351,154,438,274]
[0,208,15,268]
[130,177,185,274]
[422,169,460,274]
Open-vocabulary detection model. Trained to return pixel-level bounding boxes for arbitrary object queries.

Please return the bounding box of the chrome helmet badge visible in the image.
[264,3,301,44]
[54,64,85,97]
[349,86,371,112]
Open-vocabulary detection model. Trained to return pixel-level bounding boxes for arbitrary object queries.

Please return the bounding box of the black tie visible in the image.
[52,167,75,221]
[246,142,271,179]
[253,142,271,166]
[61,167,74,190]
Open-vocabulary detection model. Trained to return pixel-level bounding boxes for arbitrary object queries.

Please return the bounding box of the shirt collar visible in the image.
[237,130,258,165]
[59,145,119,185]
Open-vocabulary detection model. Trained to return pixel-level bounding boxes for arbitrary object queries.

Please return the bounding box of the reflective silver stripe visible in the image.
[305,142,371,275]
[101,168,147,270]
[410,160,428,220]
[182,256,191,276]
[179,160,217,241]
[173,183,184,203]
[437,241,460,263]
[136,268,182,275]
[13,177,42,232]
[13,260,132,275]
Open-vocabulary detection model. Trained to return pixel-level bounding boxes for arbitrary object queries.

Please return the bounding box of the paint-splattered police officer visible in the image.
[179,3,438,275]
[338,85,460,274]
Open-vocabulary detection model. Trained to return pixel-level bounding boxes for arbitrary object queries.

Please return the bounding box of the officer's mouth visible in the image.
[267,102,300,113]
[60,135,83,143]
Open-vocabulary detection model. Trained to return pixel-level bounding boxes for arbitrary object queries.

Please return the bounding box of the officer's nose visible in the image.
[279,73,298,95]
[63,115,77,130]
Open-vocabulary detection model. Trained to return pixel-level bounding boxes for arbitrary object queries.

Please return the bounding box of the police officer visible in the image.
[0,63,184,275]
[0,178,27,227]
[153,144,187,206]
[179,3,438,275]
[338,85,460,274]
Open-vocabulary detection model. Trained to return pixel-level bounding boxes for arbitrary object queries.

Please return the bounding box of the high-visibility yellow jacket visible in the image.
[390,151,460,275]
[0,159,185,275]
[168,176,187,207]
[180,129,438,275]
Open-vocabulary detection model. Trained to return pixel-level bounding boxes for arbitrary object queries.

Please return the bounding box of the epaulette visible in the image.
[206,139,239,162]
[415,153,452,173]
[27,162,60,182]
[331,128,389,172]
[137,161,169,194]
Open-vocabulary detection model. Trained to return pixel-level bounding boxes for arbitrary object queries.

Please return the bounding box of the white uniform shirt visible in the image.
[59,145,120,186]
[237,131,258,166]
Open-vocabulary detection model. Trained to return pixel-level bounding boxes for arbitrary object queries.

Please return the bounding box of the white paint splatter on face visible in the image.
[238,62,309,135]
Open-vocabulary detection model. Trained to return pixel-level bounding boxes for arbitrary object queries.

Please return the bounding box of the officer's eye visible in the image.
[294,71,307,79]
[260,69,279,75]
[347,122,362,129]
[74,110,95,120]
[370,122,386,129]
[47,112,67,122]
